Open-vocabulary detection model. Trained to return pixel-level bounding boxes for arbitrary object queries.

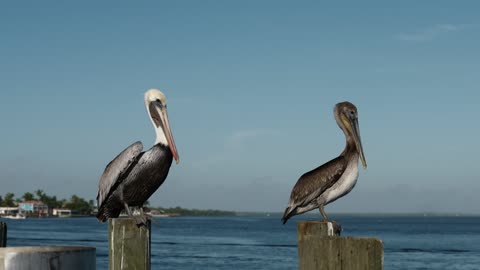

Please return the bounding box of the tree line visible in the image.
[150,206,236,216]
[0,190,95,215]
[0,191,236,217]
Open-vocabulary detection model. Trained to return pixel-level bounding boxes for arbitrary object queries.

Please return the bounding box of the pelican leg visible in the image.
[319,205,342,234]
[319,205,329,221]
[123,202,133,217]
[140,207,152,220]
[134,207,148,227]
[124,203,147,227]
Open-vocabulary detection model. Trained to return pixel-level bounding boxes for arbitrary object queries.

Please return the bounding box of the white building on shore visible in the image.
[18,200,48,216]
[52,208,75,217]
[0,207,19,216]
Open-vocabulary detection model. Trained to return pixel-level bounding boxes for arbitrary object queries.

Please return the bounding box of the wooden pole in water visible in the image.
[0,222,6,247]
[298,221,383,270]
[0,246,96,269]
[108,218,151,270]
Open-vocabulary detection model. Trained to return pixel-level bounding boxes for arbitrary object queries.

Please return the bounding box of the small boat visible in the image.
[2,213,26,219]
[149,213,179,218]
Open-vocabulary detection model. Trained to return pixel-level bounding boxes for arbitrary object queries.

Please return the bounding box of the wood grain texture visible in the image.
[109,218,151,270]
[298,221,383,270]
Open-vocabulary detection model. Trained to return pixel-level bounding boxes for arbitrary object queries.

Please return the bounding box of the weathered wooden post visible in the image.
[298,221,383,270]
[109,218,151,270]
[0,246,96,269]
[0,222,6,247]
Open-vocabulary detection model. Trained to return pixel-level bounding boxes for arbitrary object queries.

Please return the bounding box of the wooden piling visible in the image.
[298,221,383,270]
[0,246,96,270]
[108,218,151,270]
[0,222,6,247]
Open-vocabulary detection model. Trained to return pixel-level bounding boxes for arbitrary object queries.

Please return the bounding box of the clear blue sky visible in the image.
[1,1,479,213]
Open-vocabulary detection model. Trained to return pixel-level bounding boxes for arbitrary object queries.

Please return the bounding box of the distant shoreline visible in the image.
[236,212,480,217]
[2,212,480,220]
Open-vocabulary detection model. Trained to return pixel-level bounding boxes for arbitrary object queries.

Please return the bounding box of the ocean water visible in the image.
[2,214,480,269]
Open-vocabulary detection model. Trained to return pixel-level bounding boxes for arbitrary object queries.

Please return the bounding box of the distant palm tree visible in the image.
[35,190,46,201]
[22,192,35,201]
[2,193,15,207]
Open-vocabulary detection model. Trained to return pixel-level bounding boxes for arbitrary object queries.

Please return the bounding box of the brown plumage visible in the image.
[282,102,367,224]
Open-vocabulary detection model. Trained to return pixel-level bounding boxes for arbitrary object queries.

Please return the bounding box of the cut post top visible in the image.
[297,221,342,241]
[108,218,151,270]
[297,221,383,270]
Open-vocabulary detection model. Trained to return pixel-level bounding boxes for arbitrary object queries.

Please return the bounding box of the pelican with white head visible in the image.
[144,89,179,164]
[96,88,180,226]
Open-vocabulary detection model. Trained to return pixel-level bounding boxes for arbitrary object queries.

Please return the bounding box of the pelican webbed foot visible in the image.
[132,214,150,227]
[331,220,342,235]
[123,203,151,227]
[319,205,342,235]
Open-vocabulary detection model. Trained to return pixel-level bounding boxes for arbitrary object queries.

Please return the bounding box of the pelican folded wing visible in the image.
[97,141,143,208]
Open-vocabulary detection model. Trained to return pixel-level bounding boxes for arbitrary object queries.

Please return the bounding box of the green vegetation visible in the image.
[22,192,34,201]
[0,193,15,207]
[0,190,95,215]
[1,191,236,217]
[64,195,95,214]
[150,206,236,216]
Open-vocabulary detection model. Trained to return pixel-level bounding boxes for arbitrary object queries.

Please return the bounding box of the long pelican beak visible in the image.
[349,116,367,169]
[154,102,180,164]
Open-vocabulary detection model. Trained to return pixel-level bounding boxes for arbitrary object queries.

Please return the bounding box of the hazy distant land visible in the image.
[0,191,235,217]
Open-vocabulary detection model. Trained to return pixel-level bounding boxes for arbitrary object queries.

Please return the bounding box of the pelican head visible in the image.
[334,101,367,169]
[144,89,179,164]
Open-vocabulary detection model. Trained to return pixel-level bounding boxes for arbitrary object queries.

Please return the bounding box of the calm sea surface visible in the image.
[2,214,480,269]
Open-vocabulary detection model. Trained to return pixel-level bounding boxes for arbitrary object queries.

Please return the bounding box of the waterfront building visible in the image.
[18,200,49,216]
[52,208,75,217]
[0,207,19,216]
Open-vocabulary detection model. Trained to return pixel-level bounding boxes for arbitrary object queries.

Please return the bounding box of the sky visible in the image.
[1,1,479,213]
